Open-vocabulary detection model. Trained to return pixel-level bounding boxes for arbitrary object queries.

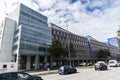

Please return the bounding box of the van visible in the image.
[108,60,119,67]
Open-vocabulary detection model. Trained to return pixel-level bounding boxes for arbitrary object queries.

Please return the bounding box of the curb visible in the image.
[28,70,58,76]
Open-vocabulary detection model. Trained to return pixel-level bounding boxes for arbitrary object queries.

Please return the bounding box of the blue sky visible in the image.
[0,0,120,42]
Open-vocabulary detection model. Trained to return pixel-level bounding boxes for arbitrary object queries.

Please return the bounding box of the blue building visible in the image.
[108,37,119,47]
[107,37,120,60]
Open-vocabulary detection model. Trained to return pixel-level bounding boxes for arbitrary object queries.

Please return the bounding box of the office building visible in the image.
[108,37,120,60]
[0,3,51,70]
[86,36,108,62]
[50,23,90,66]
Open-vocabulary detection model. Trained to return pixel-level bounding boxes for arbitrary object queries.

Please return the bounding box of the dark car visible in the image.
[0,72,43,80]
[58,65,77,75]
[94,61,108,70]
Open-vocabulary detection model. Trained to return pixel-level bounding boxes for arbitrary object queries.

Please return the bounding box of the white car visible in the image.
[109,60,119,67]
[79,62,86,66]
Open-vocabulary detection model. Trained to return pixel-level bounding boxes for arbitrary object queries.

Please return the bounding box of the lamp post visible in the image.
[64,19,71,66]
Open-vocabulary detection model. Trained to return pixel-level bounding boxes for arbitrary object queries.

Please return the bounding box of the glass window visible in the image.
[17,73,29,79]
[14,29,19,35]
[13,45,18,50]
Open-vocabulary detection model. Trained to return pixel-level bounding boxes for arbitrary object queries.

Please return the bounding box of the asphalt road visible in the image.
[40,67,120,80]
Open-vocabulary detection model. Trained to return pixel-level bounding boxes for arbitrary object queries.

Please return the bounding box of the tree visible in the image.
[97,49,110,60]
[48,40,67,69]
[48,40,67,59]
[66,43,77,57]
[117,28,120,42]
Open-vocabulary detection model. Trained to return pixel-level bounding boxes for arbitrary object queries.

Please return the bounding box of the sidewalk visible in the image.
[26,70,58,75]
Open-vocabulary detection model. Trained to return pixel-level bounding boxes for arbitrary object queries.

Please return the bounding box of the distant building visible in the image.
[108,37,119,48]
[0,3,51,70]
[107,37,120,60]
[50,23,90,66]
[108,45,120,60]
[86,36,108,62]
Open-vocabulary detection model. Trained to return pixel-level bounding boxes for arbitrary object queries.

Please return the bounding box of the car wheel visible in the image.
[64,71,68,74]
[61,72,64,75]
[100,67,103,70]
[106,67,108,70]
[75,70,77,73]
[104,67,107,70]
[95,68,97,70]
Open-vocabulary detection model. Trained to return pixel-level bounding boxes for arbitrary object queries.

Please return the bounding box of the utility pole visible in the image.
[64,19,71,66]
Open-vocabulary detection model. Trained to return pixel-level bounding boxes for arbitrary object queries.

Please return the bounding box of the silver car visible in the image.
[95,61,108,70]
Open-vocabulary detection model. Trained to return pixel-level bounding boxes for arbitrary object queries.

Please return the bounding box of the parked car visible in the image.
[87,62,93,66]
[94,61,108,70]
[58,65,77,75]
[79,62,86,66]
[118,61,120,65]
[109,60,119,67]
[0,72,43,80]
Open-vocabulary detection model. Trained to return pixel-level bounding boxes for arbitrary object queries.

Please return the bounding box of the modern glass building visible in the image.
[108,37,120,60]
[108,37,119,47]
[0,3,51,70]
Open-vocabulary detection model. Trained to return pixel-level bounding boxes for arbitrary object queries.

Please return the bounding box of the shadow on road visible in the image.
[95,69,111,72]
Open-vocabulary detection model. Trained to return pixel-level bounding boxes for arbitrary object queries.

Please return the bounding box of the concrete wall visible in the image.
[0,18,16,62]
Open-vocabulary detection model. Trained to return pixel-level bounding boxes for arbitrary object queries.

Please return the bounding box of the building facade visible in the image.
[86,36,108,62]
[108,37,120,60]
[108,45,120,60]
[50,23,90,66]
[0,18,16,62]
[0,4,51,70]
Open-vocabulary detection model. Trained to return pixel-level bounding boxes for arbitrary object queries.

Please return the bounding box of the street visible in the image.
[40,67,120,80]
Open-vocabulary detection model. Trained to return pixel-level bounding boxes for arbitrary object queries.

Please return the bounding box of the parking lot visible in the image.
[40,67,120,80]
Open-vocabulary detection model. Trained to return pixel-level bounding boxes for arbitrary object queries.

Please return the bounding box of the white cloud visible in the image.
[0,0,120,42]
[0,0,6,21]
[37,0,56,9]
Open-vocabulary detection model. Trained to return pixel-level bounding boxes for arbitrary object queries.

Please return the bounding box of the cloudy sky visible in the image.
[0,0,120,42]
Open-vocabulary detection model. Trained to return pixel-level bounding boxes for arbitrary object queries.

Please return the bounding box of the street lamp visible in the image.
[64,19,71,66]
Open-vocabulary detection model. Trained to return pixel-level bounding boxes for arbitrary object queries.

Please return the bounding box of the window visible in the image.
[38,47,46,52]
[18,73,29,79]
[13,37,18,43]
[20,11,30,18]
[3,65,7,68]
[0,73,11,79]
[14,29,19,35]
[13,45,18,50]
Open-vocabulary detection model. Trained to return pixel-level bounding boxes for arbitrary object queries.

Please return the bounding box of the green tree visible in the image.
[97,49,110,60]
[66,43,77,57]
[48,40,67,69]
[117,28,120,42]
[48,40,67,59]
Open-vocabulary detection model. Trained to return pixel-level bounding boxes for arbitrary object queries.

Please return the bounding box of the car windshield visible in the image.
[97,61,104,64]
[110,62,114,63]
[18,73,29,79]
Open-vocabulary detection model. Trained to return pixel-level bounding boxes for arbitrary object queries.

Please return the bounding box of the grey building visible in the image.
[0,18,16,62]
[50,23,90,66]
[0,3,51,70]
